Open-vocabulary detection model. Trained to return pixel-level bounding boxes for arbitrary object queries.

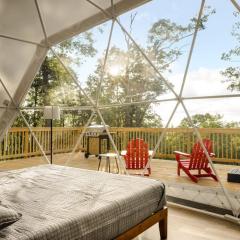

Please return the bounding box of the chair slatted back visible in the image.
[189,139,212,170]
[125,138,149,170]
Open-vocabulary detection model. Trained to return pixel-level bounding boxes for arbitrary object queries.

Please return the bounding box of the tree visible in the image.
[86,45,166,127]
[179,113,240,128]
[14,33,96,127]
[86,8,214,127]
[221,12,240,91]
[179,113,224,128]
[225,121,240,128]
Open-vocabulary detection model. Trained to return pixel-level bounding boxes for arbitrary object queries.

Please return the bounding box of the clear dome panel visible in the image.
[182,0,240,97]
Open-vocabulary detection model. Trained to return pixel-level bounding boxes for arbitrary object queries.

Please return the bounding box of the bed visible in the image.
[0,165,167,240]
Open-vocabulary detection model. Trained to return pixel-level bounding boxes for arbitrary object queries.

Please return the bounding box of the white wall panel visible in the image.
[0,0,44,42]
[0,38,39,98]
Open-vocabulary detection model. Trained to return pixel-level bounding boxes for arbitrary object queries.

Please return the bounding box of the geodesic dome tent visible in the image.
[0,0,151,142]
[0,0,240,221]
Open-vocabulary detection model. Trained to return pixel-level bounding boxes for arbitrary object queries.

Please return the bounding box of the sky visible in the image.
[73,0,240,126]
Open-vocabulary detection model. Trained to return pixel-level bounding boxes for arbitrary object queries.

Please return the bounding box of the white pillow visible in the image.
[0,205,21,230]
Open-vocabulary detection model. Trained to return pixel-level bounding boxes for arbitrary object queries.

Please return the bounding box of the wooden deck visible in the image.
[0,152,240,192]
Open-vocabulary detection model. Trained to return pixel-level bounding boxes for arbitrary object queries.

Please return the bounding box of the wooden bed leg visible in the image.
[115,207,168,240]
[159,207,168,239]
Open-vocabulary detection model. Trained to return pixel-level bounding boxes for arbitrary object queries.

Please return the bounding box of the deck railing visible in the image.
[1,127,240,164]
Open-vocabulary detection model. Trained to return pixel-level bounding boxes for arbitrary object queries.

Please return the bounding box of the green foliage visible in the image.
[13,32,96,127]
[179,113,224,128]
[179,113,240,128]
[221,66,240,91]
[14,7,214,128]
[54,33,96,65]
[148,19,194,71]
[147,6,215,71]
[190,6,216,30]
[221,12,240,91]
[225,121,240,128]
[86,11,214,127]
[85,43,169,127]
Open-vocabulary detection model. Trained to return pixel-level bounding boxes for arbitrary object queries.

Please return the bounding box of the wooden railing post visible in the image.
[1,127,240,164]
[24,129,29,158]
[123,131,127,150]
[3,133,7,158]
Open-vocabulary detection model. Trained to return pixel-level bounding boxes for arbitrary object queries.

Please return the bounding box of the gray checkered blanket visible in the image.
[0,165,165,240]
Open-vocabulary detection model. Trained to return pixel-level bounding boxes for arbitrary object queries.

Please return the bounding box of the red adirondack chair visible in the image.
[123,138,151,176]
[174,139,218,183]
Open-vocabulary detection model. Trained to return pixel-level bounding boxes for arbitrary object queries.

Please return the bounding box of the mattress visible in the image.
[0,165,165,240]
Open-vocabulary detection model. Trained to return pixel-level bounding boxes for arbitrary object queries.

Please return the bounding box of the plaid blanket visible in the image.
[0,165,165,240]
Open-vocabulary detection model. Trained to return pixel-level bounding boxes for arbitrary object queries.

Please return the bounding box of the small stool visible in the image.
[98,153,119,173]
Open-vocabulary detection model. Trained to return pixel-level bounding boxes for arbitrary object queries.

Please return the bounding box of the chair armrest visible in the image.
[173,151,190,157]
[121,150,127,156]
[148,150,154,157]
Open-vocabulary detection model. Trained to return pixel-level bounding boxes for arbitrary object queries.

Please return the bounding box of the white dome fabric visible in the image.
[0,0,150,141]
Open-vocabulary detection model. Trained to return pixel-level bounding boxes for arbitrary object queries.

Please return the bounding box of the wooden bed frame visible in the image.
[115,206,168,240]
